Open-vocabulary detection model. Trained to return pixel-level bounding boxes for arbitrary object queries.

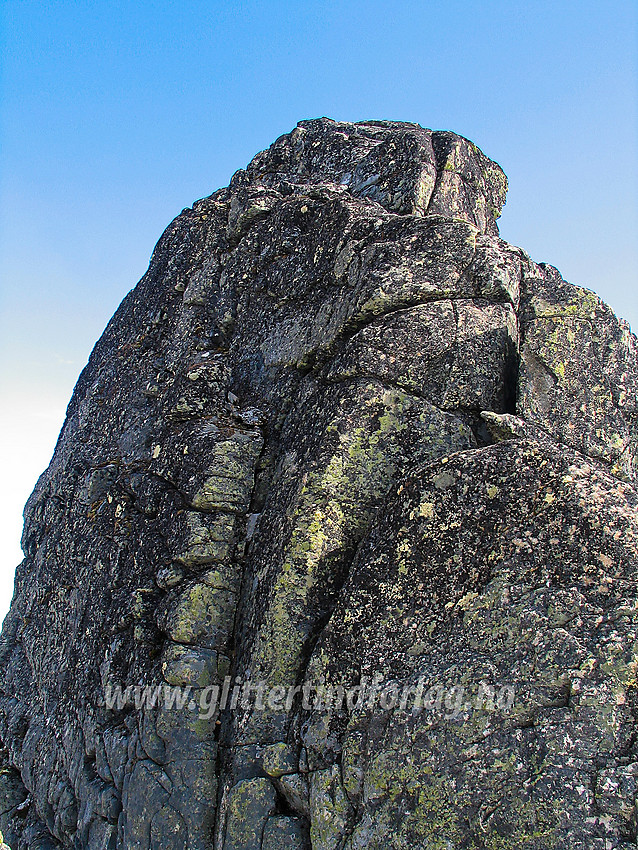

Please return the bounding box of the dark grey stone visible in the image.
[1,118,636,849]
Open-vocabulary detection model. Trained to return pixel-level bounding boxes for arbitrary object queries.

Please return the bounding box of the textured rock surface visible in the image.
[1,118,637,849]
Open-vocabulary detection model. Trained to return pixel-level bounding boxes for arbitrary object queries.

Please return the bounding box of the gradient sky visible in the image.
[0,0,636,621]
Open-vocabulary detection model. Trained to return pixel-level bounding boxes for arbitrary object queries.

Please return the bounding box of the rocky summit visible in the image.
[1,118,638,850]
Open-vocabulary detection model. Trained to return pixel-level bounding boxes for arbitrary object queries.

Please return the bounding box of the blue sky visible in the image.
[0,0,636,619]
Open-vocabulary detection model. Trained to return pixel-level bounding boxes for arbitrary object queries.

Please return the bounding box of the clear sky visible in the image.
[0,0,636,620]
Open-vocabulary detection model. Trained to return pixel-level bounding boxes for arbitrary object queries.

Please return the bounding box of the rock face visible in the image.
[1,118,638,849]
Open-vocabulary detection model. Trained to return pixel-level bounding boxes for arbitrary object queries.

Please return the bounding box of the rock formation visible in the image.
[1,118,637,849]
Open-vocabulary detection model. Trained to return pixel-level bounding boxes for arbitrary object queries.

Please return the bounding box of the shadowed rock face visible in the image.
[0,118,637,850]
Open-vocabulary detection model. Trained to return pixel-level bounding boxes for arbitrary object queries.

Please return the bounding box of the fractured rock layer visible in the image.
[1,118,637,849]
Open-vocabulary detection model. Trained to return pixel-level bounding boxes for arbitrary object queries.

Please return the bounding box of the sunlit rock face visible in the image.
[1,118,637,850]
